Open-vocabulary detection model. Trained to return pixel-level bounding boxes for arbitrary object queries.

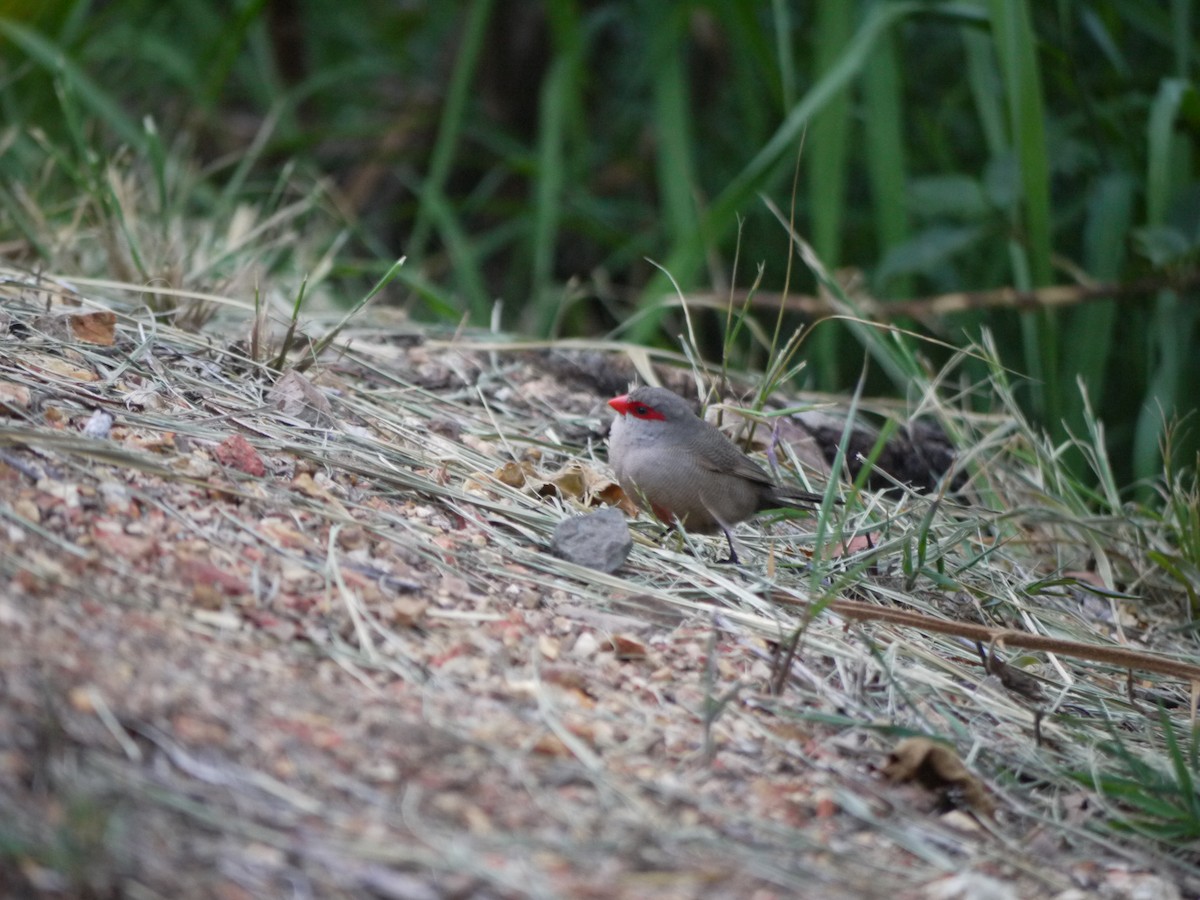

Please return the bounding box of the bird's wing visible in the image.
[693,432,776,486]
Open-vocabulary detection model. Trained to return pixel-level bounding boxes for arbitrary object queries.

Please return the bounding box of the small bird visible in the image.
[607,386,826,561]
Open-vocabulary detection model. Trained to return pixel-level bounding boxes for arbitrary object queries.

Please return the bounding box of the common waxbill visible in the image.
[607,386,825,560]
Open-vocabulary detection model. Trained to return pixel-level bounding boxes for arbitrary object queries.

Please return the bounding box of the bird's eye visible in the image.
[627,401,666,421]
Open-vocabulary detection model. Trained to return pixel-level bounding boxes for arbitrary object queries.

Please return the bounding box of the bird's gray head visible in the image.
[607,386,697,425]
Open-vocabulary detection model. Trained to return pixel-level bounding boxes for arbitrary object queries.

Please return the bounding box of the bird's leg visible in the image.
[717,527,741,566]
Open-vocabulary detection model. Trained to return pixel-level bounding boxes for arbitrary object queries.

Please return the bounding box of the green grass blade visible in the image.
[1145,78,1190,228]
[407,0,494,264]
[0,17,145,148]
[529,0,584,335]
[628,1,925,342]
[651,9,699,252]
[198,0,269,111]
[419,183,491,322]
[861,22,911,299]
[987,0,1052,285]
[529,57,568,331]
[770,0,797,111]
[985,0,1056,426]
[806,0,855,387]
[1134,77,1195,484]
[1171,0,1192,78]
[808,0,854,268]
[1063,173,1132,422]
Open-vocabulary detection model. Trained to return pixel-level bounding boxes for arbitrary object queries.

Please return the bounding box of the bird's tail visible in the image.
[768,485,829,511]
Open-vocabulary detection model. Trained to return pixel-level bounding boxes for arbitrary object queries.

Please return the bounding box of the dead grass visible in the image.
[0,266,1197,898]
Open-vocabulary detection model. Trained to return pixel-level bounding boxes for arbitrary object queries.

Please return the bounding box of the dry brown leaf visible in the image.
[387,596,428,627]
[91,520,157,562]
[828,533,880,557]
[492,457,635,513]
[267,369,334,425]
[532,719,598,757]
[540,664,595,700]
[11,495,40,524]
[213,434,266,476]
[171,713,230,744]
[538,634,561,660]
[0,381,31,414]
[69,310,117,345]
[31,310,117,345]
[493,459,536,488]
[67,684,96,713]
[603,634,648,660]
[881,737,996,817]
[259,518,317,551]
[20,351,97,382]
[538,464,587,500]
[177,558,249,598]
[290,472,329,499]
[596,480,638,516]
[151,430,185,453]
[531,732,572,757]
[548,463,627,508]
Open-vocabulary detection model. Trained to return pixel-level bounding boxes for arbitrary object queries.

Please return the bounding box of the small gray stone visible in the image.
[551,507,632,573]
[82,409,114,439]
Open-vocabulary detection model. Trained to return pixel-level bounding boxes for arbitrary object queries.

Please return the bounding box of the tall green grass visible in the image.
[0,0,1197,487]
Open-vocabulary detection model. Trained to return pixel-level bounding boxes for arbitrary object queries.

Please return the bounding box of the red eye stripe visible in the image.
[630,403,665,421]
[608,394,666,421]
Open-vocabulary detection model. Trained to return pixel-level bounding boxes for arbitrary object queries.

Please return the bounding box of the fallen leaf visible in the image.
[603,634,648,660]
[538,464,587,500]
[268,369,334,425]
[68,310,117,345]
[213,434,266,476]
[21,351,97,382]
[31,310,117,345]
[540,664,594,698]
[177,558,249,598]
[290,472,329,499]
[596,480,638,516]
[531,732,572,757]
[828,533,880,557]
[259,517,316,551]
[67,684,97,713]
[493,459,536,488]
[388,596,428,627]
[882,737,995,817]
[0,382,31,414]
[488,459,635,513]
[532,720,597,757]
[171,713,229,744]
[91,520,157,562]
[538,634,561,660]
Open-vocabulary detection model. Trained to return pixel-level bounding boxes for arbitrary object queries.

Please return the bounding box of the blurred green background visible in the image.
[1,0,1197,489]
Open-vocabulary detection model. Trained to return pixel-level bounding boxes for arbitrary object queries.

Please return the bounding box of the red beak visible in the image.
[608,394,631,415]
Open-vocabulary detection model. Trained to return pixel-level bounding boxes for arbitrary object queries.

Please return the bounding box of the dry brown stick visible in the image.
[677,272,1200,322]
[771,592,1200,683]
